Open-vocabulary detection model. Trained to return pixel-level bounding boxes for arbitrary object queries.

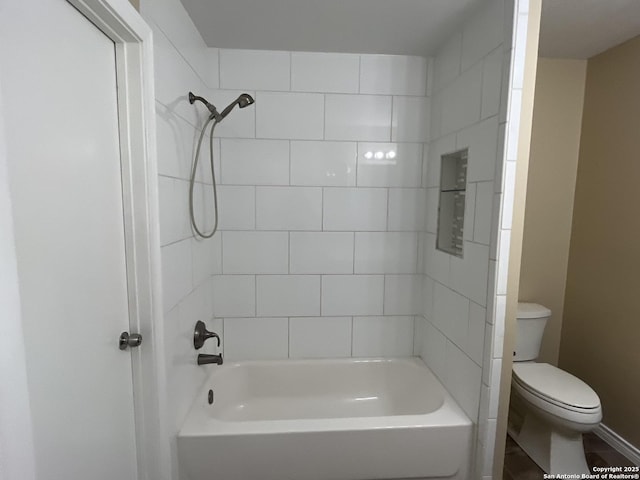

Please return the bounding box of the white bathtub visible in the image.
[178,357,472,480]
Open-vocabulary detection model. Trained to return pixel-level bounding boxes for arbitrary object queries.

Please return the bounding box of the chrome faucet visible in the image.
[197,354,223,366]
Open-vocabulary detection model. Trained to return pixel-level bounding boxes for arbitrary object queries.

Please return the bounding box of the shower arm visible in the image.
[188,92,222,121]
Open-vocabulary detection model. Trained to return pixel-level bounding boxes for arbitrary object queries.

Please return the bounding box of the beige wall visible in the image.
[519,59,586,365]
[560,35,640,448]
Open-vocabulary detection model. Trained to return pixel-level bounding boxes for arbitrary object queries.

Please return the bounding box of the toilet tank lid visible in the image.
[517,302,551,319]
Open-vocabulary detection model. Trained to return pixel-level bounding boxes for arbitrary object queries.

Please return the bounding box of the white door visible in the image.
[0,1,139,479]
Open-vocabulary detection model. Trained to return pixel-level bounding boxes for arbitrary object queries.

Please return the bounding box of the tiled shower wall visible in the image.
[209,51,430,361]
[416,0,528,478]
[141,0,526,478]
[139,1,221,478]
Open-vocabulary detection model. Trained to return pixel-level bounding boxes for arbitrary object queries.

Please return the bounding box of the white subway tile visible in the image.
[426,188,439,234]
[158,176,190,246]
[499,49,512,124]
[384,275,422,315]
[441,63,483,136]
[494,123,507,192]
[291,52,359,93]
[192,236,222,286]
[256,275,320,317]
[501,161,517,229]
[212,275,255,317]
[493,295,506,359]
[496,232,510,296]
[474,181,494,245]
[156,110,207,181]
[387,188,426,231]
[325,94,392,141]
[483,321,495,386]
[421,144,429,187]
[217,186,255,230]
[220,49,290,91]
[289,317,352,358]
[161,239,193,311]
[191,182,216,235]
[464,182,477,242]
[433,34,462,93]
[323,188,388,231]
[290,232,354,274]
[429,91,443,140]
[222,232,288,274]
[422,275,435,320]
[450,242,490,306]
[352,316,415,357]
[468,302,487,365]
[321,275,384,316]
[256,92,324,140]
[357,142,423,187]
[481,48,503,119]
[426,134,456,188]
[421,321,447,381]
[460,0,504,71]
[457,116,499,182]
[220,139,289,185]
[359,55,427,96]
[512,13,529,90]
[256,187,322,230]
[210,90,256,138]
[391,96,430,142]
[433,282,470,349]
[290,141,357,187]
[149,22,205,128]
[424,233,451,285]
[445,341,482,420]
[223,317,288,360]
[143,1,216,88]
[506,89,522,161]
[354,232,418,274]
[413,315,424,355]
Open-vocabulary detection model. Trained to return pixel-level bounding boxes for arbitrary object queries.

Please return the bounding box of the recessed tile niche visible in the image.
[437,149,468,258]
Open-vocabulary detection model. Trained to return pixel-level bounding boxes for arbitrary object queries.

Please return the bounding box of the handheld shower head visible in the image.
[218,93,255,120]
[189,92,255,122]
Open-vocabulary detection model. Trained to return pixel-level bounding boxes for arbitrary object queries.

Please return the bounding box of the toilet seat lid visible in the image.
[512,363,600,410]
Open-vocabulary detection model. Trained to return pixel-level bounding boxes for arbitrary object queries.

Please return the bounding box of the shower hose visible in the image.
[189,116,219,238]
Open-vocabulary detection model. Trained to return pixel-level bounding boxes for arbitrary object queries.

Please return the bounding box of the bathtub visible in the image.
[178,357,472,480]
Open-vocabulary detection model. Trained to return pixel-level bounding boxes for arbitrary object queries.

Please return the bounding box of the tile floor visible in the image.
[504,432,636,479]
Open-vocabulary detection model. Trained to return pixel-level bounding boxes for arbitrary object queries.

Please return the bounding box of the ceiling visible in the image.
[180,0,640,59]
[539,0,640,58]
[179,0,481,56]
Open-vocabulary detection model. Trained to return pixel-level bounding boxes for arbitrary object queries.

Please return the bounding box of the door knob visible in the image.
[119,331,142,350]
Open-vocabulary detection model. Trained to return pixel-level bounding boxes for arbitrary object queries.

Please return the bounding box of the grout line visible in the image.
[352,232,356,274]
[350,316,354,356]
[287,232,291,274]
[319,275,323,316]
[287,317,291,358]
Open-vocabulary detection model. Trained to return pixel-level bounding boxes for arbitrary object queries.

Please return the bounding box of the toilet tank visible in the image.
[514,303,552,361]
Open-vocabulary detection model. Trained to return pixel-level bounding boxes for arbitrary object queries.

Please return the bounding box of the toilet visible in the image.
[509,302,602,475]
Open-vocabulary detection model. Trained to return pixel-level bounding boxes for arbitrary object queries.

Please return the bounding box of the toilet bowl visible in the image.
[510,303,602,475]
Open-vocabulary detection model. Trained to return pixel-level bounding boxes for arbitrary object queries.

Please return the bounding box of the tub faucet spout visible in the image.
[197,354,223,366]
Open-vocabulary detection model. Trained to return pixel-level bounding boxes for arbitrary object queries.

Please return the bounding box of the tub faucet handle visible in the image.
[194,320,221,349]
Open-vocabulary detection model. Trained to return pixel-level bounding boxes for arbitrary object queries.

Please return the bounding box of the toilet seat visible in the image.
[512,363,602,426]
